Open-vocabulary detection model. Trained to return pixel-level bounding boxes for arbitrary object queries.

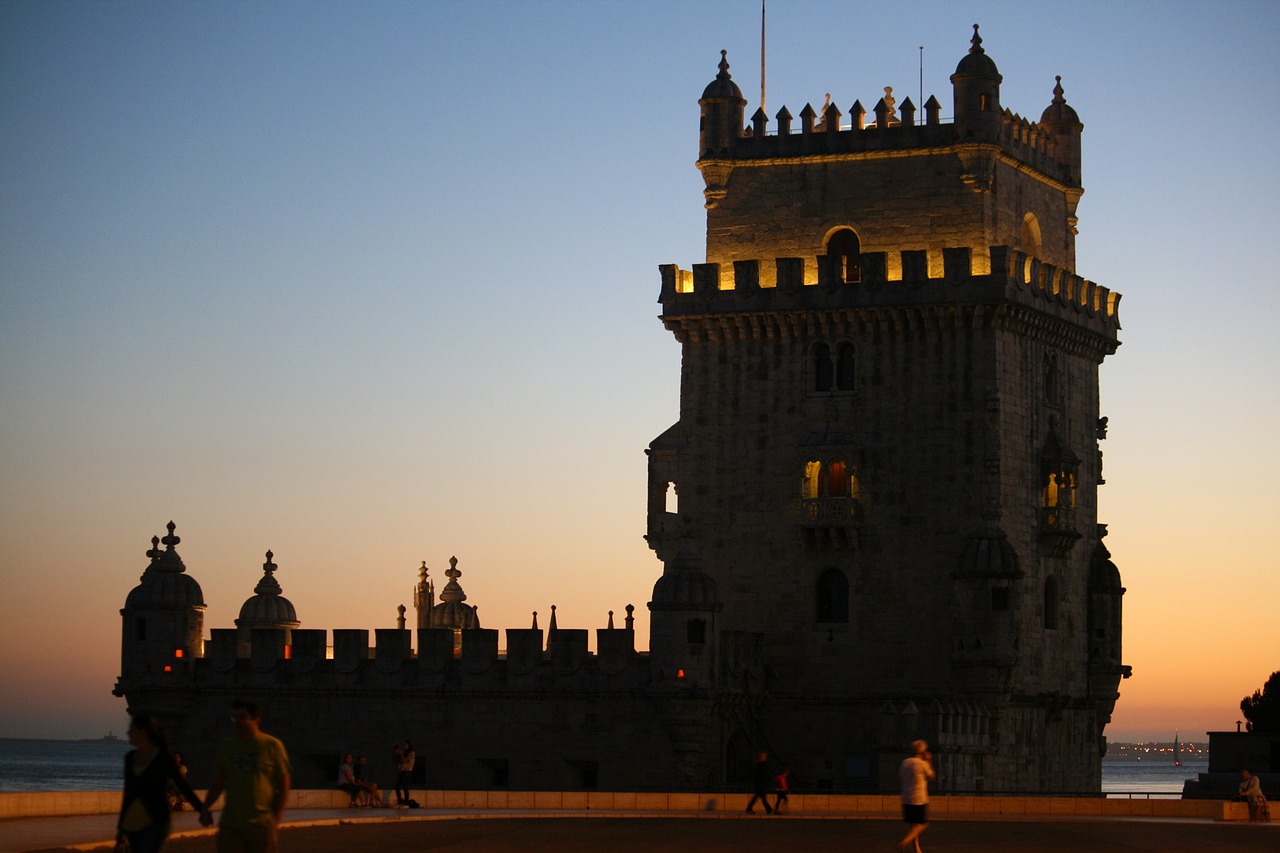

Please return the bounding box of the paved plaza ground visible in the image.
[13,814,1278,853]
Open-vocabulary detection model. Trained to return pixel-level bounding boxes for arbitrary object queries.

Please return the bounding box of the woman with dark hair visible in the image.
[393,740,415,807]
[116,713,204,853]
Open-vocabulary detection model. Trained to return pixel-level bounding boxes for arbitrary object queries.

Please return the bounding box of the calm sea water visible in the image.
[0,739,1208,796]
[0,738,132,792]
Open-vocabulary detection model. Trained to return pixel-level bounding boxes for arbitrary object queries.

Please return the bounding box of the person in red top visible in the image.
[773,768,790,813]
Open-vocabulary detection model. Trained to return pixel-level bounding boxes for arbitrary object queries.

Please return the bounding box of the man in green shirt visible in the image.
[199,699,291,853]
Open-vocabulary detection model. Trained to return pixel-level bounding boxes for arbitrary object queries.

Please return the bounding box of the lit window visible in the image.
[174,649,184,658]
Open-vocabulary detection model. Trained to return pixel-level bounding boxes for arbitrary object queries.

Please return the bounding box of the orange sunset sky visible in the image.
[2,1,1277,744]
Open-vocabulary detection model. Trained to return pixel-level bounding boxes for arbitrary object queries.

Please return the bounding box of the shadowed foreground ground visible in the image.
[32,816,1276,853]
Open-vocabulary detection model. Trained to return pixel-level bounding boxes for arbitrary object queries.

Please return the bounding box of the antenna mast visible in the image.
[760,0,767,114]
[919,44,924,110]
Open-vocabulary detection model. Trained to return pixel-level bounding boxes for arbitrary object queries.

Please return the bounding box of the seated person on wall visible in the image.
[353,755,385,808]
[337,754,365,807]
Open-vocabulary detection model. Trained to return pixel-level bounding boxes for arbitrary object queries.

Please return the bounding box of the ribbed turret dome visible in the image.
[124,522,205,610]
[701,50,744,101]
[953,24,1001,80]
[1040,76,1081,126]
[236,551,299,629]
[650,544,720,609]
[430,556,479,629]
[954,524,1022,578]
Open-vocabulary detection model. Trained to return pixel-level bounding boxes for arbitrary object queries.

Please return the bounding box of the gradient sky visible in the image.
[2,0,1277,743]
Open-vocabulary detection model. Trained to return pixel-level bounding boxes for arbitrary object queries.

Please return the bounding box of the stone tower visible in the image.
[116,522,206,729]
[648,26,1129,793]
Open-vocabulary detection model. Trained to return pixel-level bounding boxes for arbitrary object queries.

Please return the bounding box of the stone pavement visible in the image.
[4,809,1276,853]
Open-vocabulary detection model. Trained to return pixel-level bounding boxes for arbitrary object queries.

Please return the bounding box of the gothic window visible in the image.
[814,343,833,391]
[1043,352,1059,405]
[836,343,856,391]
[1044,576,1059,630]
[1043,468,1076,511]
[825,228,861,283]
[979,93,991,111]
[812,340,855,394]
[803,458,857,499]
[803,459,822,499]
[816,568,849,623]
[826,459,849,497]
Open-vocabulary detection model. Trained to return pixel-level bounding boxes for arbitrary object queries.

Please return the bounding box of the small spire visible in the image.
[531,611,538,630]
[1052,75,1065,104]
[397,604,406,630]
[717,49,731,80]
[549,604,558,632]
[625,603,635,631]
[969,23,984,54]
[147,536,162,562]
[608,610,615,629]
[418,561,429,583]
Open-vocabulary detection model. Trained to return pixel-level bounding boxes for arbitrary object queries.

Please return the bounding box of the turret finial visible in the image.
[147,535,162,562]
[970,23,984,54]
[161,520,180,550]
[1052,75,1065,103]
[717,49,731,80]
[253,550,283,596]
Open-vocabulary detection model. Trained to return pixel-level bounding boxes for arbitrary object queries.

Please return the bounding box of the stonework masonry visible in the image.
[116,26,1128,796]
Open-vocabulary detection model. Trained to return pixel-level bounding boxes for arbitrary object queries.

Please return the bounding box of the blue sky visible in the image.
[2,0,1278,741]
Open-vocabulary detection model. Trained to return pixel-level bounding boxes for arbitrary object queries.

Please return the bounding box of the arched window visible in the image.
[826,460,849,498]
[836,343,855,391]
[814,343,833,391]
[803,459,822,498]
[1044,576,1059,630]
[803,459,856,499]
[825,229,861,283]
[1021,212,1042,256]
[816,568,849,623]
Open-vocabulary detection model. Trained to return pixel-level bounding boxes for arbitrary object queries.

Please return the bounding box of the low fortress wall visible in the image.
[0,789,1252,822]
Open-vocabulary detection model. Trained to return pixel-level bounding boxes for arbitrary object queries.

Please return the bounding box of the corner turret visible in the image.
[698,50,746,208]
[116,522,205,688]
[951,24,1002,141]
[1040,76,1084,187]
[648,544,721,687]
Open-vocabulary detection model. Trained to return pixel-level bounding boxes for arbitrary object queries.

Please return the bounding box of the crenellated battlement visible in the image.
[141,623,650,694]
[705,89,1078,191]
[658,246,1120,341]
